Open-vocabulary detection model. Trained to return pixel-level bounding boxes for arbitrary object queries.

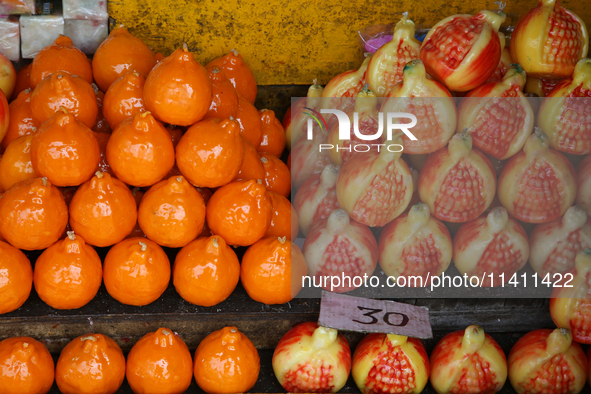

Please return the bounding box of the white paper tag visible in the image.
[318,291,433,339]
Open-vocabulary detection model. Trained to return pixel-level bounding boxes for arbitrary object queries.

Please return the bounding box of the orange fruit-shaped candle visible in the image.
[257,109,286,157]
[204,66,239,120]
[430,325,508,393]
[207,179,272,246]
[93,131,113,175]
[4,89,39,149]
[273,322,352,392]
[126,328,193,394]
[508,328,587,394]
[56,334,126,394]
[30,35,93,88]
[265,191,299,240]
[538,59,591,155]
[103,237,170,306]
[234,137,265,181]
[194,326,260,393]
[207,50,257,104]
[34,231,102,309]
[70,171,138,247]
[511,0,588,79]
[92,26,156,93]
[144,43,212,126]
[173,235,240,307]
[352,333,430,394]
[0,135,38,191]
[497,128,577,223]
[0,337,55,394]
[31,72,98,128]
[11,63,31,102]
[176,118,245,188]
[30,108,100,187]
[0,241,32,314]
[138,176,206,248]
[241,236,308,304]
[260,153,291,198]
[0,177,68,250]
[106,111,175,187]
[235,93,262,147]
[103,71,146,130]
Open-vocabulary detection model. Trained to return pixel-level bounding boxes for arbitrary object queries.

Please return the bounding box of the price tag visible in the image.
[318,291,432,339]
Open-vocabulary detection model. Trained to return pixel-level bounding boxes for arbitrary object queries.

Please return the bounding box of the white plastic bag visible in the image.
[0,16,20,61]
[0,0,35,15]
[64,19,108,54]
[63,0,108,20]
[20,15,65,59]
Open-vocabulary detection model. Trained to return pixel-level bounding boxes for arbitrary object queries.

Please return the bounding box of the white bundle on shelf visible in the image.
[64,19,109,55]
[63,0,108,20]
[0,0,35,15]
[62,0,109,55]
[20,15,64,59]
[0,16,20,61]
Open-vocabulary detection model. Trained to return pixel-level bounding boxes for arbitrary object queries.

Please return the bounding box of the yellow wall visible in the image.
[108,0,591,85]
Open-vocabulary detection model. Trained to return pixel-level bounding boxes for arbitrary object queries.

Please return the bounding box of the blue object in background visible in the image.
[415,32,427,42]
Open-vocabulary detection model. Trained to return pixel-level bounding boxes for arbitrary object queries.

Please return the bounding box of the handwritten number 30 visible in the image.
[352,306,410,327]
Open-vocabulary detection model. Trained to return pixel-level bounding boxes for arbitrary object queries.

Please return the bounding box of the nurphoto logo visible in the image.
[304,107,419,153]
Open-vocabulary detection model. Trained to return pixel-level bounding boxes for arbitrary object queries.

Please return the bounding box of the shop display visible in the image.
[0,0,591,392]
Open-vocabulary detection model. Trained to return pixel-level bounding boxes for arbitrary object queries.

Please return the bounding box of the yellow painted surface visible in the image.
[108,0,591,86]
